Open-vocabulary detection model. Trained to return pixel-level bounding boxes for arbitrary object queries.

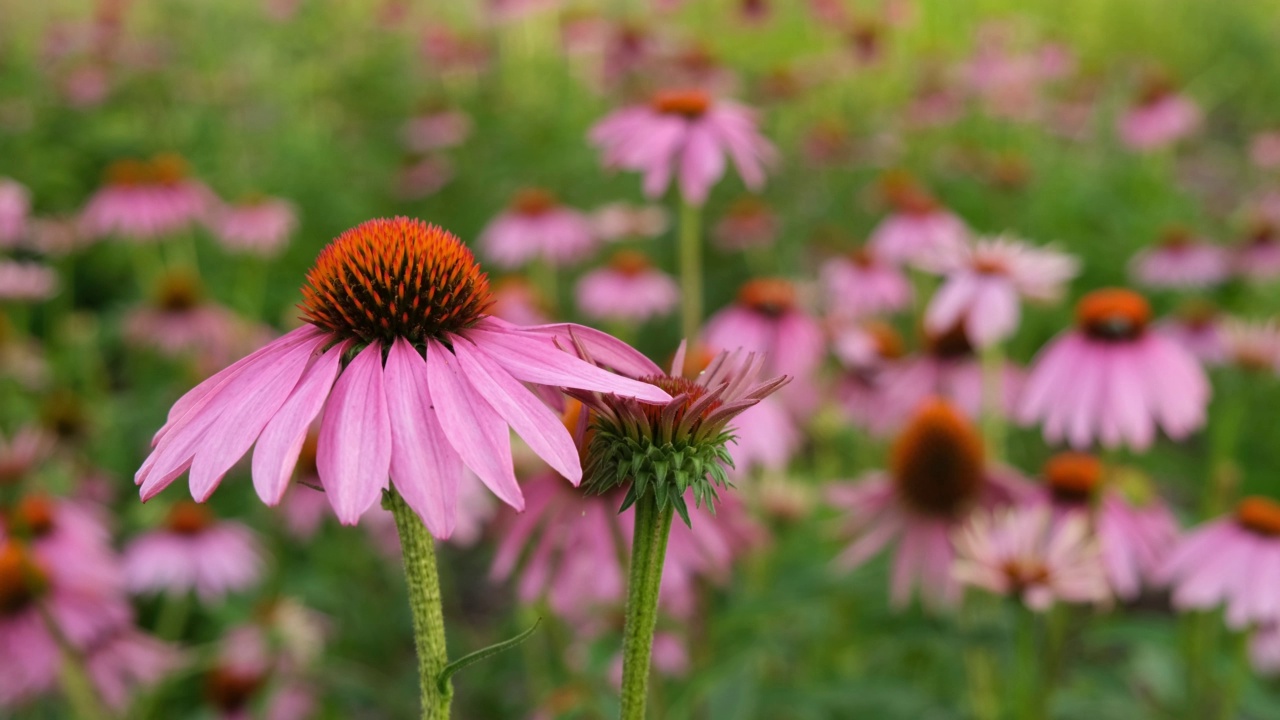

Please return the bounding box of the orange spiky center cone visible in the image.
[608,250,653,277]
[300,217,493,347]
[150,153,190,186]
[652,89,711,118]
[738,278,796,317]
[1043,452,1103,504]
[105,159,150,187]
[863,320,906,360]
[155,271,203,311]
[9,494,56,538]
[511,188,558,217]
[1076,288,1151,342]
[167,500,214,535]
[0,543,48,616]
[890,400,986,517]
[880,169,939,215]
[1238,496,1280,537]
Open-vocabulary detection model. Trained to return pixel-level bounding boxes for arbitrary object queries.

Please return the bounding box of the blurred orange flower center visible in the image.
[652,89,711,118]
[1076,288,1151,341]
[1237,496,1280,536]
[1043,452,1103,503]
[890,400,985,517]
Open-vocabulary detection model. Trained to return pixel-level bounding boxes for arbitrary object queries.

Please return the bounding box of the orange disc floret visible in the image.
[926,322,974,360]
[167,500,214,535]
[1237,496,1280,537]
[149,153,190,186]
[608,250,653,277]
[511,188,558,217]
[155,270,203,312]
[1160,226,1194,250]
[1076,288,1151,342]
[0,543,47,616]
[105,159,150,187]
[10,494,56,537]
[863,321,905,360]
[1043,452,1103,503]
[890,399,985,517]
[879,169,938,215]
[738,278,796,316]
[300,218,493,346]
[652,89,711,118]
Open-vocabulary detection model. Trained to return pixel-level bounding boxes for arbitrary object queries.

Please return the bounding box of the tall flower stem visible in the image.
[979,342,1006,461]
[677,200,703,345]
[619,494,675,720]
[387,490,452,720]
[38,603,113,720]
[1204,370,1246,518]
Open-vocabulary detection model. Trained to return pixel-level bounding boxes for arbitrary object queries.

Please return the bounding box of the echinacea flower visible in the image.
[712,196,779,251]
[0,178,30,248]
[589,89,775,205]
[1130,227,1231,289]
[1157,300,1225,365]
[135,217,669,538]
[590,202,669,241]
[0,261,58,302]
[479,188,597,269]
[1251,622,1280,675]
[1161,496,1280,628]
[489,277,551,326]
[0,427,53,485]
[575,250,679,323]
[820,246,911,319]
[924,236,1079,348]
[952,505,1109,611]
[210,196,298,258]
[3,494,119,590]
[827,400,1031,609]
[1251,131,1280,170]
[833,321,906,435]
[123,271,245,364]
[399,109,472,152]
[1117,76,1201,151]
[83,629,182,710]
[1235,221,1280,281]
[79,155,212,242]
[1218,318,1280,373]
[867,171,969,266]
[1018,288,1211,450]
[122,502,264,602]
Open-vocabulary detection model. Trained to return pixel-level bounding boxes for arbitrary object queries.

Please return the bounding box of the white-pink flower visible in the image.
[122,502,265,602]
[1130,228,1231,289]
[209,196,298,257]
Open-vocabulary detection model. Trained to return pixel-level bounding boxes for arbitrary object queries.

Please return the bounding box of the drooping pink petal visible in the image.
[317,344,391,524]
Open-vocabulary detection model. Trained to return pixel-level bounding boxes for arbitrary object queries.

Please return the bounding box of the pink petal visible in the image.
[317,344,391,524]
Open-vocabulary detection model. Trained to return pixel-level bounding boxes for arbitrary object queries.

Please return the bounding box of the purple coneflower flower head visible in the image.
[210,196,298,258]
[79,155,212,242]
[924,236,1080,348]
[123,502,264,602]
[1235,221,1280,281]
[479,188,597,269]
[123,270,244,364]
[712,196,778,251]
[0,178,30,248]
[576,250,679,324]
[1157,300,1225,365]
[953,505,1110,611]
[1130,227,1231,289]
[1252,622,1280,675]
[84,629,182,710]
[395,155,454,200]
[0,427,53,485]
[821,246,911,320]
[1219,318,1280,373]
[399,109,472,153]
[589,89,775,206]
[1118,75,1201,151]
[1018,288,1210,450]
[827,400,1032,609]
[489,277,551,326]
[1251,131,1280,170]
[3,494,119,591]
[867,170,969,266]
[1161,496,1280,629]
[135,217,669,538]
[834,322,907,436]
[0,261,58,302]
[590,202,669,242]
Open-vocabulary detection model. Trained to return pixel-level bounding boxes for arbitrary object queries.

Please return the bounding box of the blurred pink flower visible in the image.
[60,63,112,108]
[210,196,297,258]
[0,178,30,247]
[2,494,119,591]
[1130,228,1230,289]
[1252,622,1280,675]
[1161,496,1280,628]
[590,202,669,241]
[123,272,245,365]
[1156,300,1225,366]
[953,505,1109,611]
[135,218,668,538]
[0,426,54,484]
[589,89,775,206]
[489,277,551,326]
[395,155,454,199]
[963,25,1072,122]
[1218,318,1280,372]
[828,400,1032,609]
[85,629,182,710]
[1118,80,1201,151]
[480,189,597,269]
[833,321,905,435]
[1250,131,1280,170]
[80,155,213,242]
[867,171,969,266]
[726,396,799,477]
[924,236,1079,348]
[1234,221,1280,281]
[1018,289,1210,450]
[400,110,472,153]
[486,0,562,24]
[0,261,58,302]
[122,501,265,602]
[576,250,678,323]
[821,247,911,319]
[713,196,778,251]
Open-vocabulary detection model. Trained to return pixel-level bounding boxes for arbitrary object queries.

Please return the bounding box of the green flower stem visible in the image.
[979,342,1006,462]
[38,603,113,720]
[677,200,703,346]
[387,490,453,720]
[1218,627,1251,720]
[1204,370,1246,518]
[153,590,192,641]
[531,257,559,317]
[619,494,675,720]
[1015,606,1047,720]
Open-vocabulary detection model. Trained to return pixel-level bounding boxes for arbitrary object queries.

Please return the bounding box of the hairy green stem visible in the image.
[619,494,675,720]
[677,200,703,346]
[388,490,452,720]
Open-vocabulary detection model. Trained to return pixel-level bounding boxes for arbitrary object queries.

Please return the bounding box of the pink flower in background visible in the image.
[480,188,597,269]
[1234,221,1280,281]
[1032,453,1179,600]
[821,246,911,319]
[489,277,551,326]
[399,110,472,152]
[123,502,264,602]
[1018,288,1210,450]
[953,505,1109,611]
[963,24,1073,122]
[576,250,678,323]
[0,178,30,247]
[123,271,244,364]
[1130,227,1231,289]
[60,63,112,109]
[660,490,765,618]
[486,0,563,24]
[589,89,775,205]
[590,202,670,241]
[608,632,690,687]
[1250,131,1280,170]
[867,171,969,266]
[924,236,1079,348]
[0,261,58,302]
[26,216,90,257]
[833,321,906,435]
[713,196,779,250]
[1157,300,1225,365]
[1161,496,1280,628]
[0,427,53,484]
[84,629,182,710]
[395,155,454,200]
[135,218,669,538]
[828,400,1032,609]
[80,155,213,242]
[2,494,119,591]
[1218,318,1280,372]
[725,396,800,477]
[1118,77,1202,151]
[210,196,297,257]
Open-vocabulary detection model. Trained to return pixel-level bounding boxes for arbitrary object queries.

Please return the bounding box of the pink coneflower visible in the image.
[589,89,775,206]
[590,202,669,241]
[84,628,181,710]
[3,494,119,590]
[1130,227,1231,289]
[395,155,454,200]
[712,196,778,251]
[122,502,264,602]
[79,155,212,241]
[1018,288,1211,450]
[834,321,906,435]
[135,217,669,538]
[963,26,1071,122]
[1118,76,1202,151]
[925,236,1080,348]
[953,505,1109,611]
[0,427,53,485]
[1234,221,1280,281]
[479,189,597,269]
[867,171,969,266]
[1161,496,1280,628]
[1218,318,1280,373]
[725,397,799,477]
[821,246,911,319]
[0,261,58,302]
[489,277,551,326]
[399,109,472,153]
[26,216,89,257]
[576,251,678,323]
[210,196,298,258]
[703,278,824,414]
[828,400,1032,609]
[1157,300,1225,365]
[0,178,30,248]
[1033,453,1178,600]
[203,625,316,720]
[1251,131,1280,170]
[123,271,243,363]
